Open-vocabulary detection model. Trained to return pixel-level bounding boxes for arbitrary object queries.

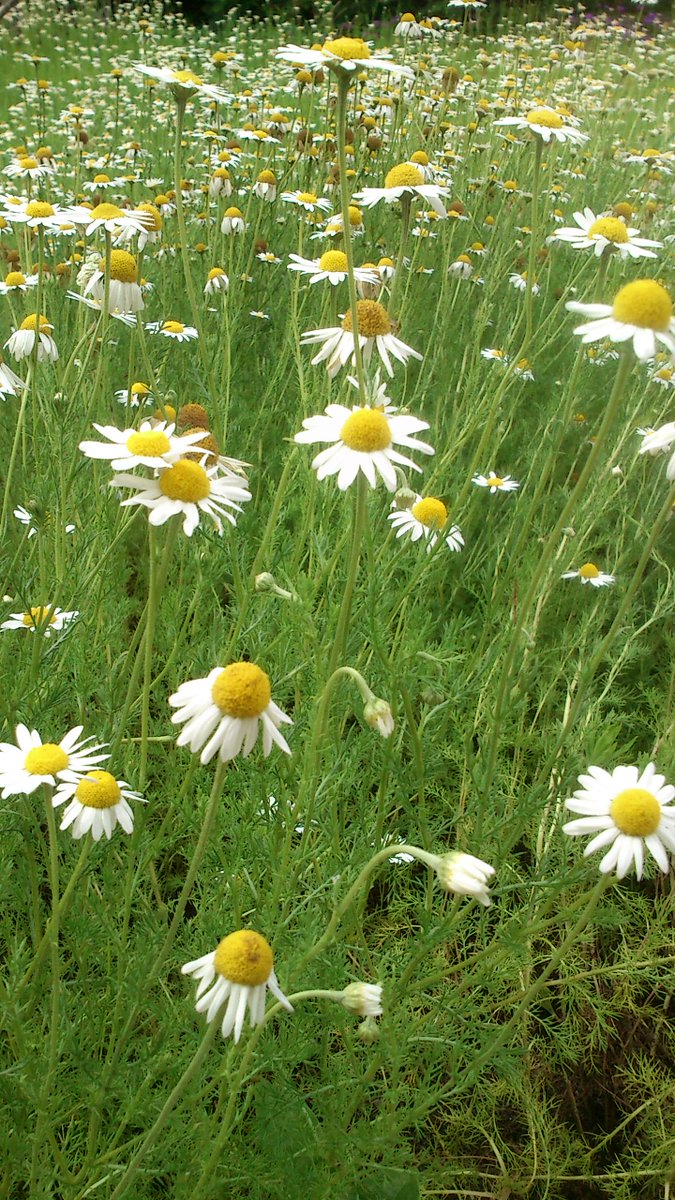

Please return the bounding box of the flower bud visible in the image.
[364,698,394,739]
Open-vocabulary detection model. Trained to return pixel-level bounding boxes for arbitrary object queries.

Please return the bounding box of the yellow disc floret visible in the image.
[588,217,628,244]
[214,930,273,985]
[322,37,371,61]
[20,313,51,331]
[340,407,392,452]
[411,497,447,528]
[610,788,661,837]
[341,299,391,337]
[126,429,171,457]
[25,200,55,218]
[22,605,57,627]
[385,163,424,189]
[89,203,124,221]
[297,192,317,204]
[162,320,185,333]
[159,459,210,502]
[5,271,26,287]
[100,249,138,282]
[486,474,504,488]
[319,250,348,273]
[75,770,121,809]
[612,280,672,331]
[578,562,600,579]
[526,108,564,129]
[24,743,68,775]
[257,169,276,184]
[137,202,162,231]
[173,69,203,86]
[211,661,272,718]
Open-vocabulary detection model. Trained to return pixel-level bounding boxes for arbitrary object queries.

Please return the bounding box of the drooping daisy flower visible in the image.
[561,563,615,587]
[0,725,108,799]
[146,320,199,342]
[550,208,662,260]
[220,207,246,235]
[182,929,293,1042]
[1,605,78,635]
[408,848,495,906]
[387,495,464,552]
[83,249,144,313]
[295,402,434,491]
[0,353,26,395]
[115,381,153,408]
[169,661,292,763]
[563,762,675,880]
[66,293,136,326]
[204,267,229,295]
[566,279,675,362]
[5,314,58,363]
[339,983,383,1016]
[354,163,449,218]
[53,770,145,841]
[79,421,211,470]
[494,106,588,145]
[111,459,251,536]
[276,38,413,80]
[638,422,675,457]
[472,472,520,493]
[287,251,379,288]
[133,64,229,104]
[301,300,422,379]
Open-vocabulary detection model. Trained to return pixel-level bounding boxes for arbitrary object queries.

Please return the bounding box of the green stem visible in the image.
[327,474,368,677]
[335,74,366,400]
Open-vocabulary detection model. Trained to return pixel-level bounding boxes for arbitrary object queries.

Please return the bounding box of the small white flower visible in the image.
[472,472,520,493]
[561,563,615,587]
[53,770,145,841]
[169,661,292,764]
[387,494,464,553]
[182,930,293,1043]
[0,725,108,799]
[295,402,433,491]
[566,279,675,363]
[563,762,675,880]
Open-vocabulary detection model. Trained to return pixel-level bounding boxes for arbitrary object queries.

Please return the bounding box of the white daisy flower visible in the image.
[494,106,588,145]
[111,459,251,536]
[0,354,26,395]
[1,199,70,231]
[280,190,333,215]
[145,320,199,342]
[204,267,229,295]
[388,494,464,552]
[170,661,292,763]
[220,207,246,235]
[276,38,413,79]
[53,770,145,841]
[650,364,675,389]
[566,279,675,362]
[472,472,520,493]
[0,270,39,295]
[0,725,108,799]
[638,421,675,457]
[64,202,153,239]
[5,314,58,363]
[449,254,473,278]
[1,604,78,634]
[82,249,144,314]
[354,163,449,218]
[561,563,615,587]
[182,929,293,1043]
[115,381,154,408]
[295,402,434,491]
[339,983,383,1016]
[301,299,422,379]
[509,272,539,294]
[550,207,662,259]
[4,155,49,181]
[79,421,211,470]
[563,762,675,880]
[133,63,229,104]
[287,251,379,288]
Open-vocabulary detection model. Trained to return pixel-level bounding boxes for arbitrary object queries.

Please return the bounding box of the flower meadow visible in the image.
[0,0,674,1195]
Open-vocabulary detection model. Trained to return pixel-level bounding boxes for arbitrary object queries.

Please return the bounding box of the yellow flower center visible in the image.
[642,148,660,159]
[378,257,394,268]
[24,744,68,775]
[20,313,50,332]
[159,459,210,502]
[610,787,661,837]
[19,157,38,169]
[526,108,564,129]
[126,429,171,457]
[322,37,371,61]
[411,497,447,528]
[612,280,672,331]
[588,217,628,244]
[75,770,121,809]
[297,192,317,204]
[456,255,471,265]
[207,267,226,280]
[173,69,203,86]
[93,174,110,185]
[22,605,57,627]
[503,179,517,190]
[400,12,416,22]
[5,271,26,287]
[385,163,424,189]
[214,930,273,985]
[162,320,185,333]
[319,250,348,272]
[99,249,138,283]
[410,150,429,165]
[90,203,124,221]
[578,562,600,579]
[211,661,272,718]
[340,407,392,452]
[223,206,243,219]
[130,382,150,396]
[25,200,55,218]
[257,169,276,184]
[348,205,362,226]
[137,202,162,231]
[487,475,504,487]
[341,299,391,337]
[655,367,673,382]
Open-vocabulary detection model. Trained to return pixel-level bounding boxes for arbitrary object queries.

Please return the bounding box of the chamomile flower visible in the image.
[295,402,434,491]
[301,299,422,379]
[5,314,58,363]
[146,320,198,342]
[1,198,69,231]
[0,270,39,295]
[276,38,413,80]
[409,848,495,906]
[111,459,251,536]
[66,202,152,239]
[637,422,675,456]
[496,106,588,144]
[0,353,26,395]
[472,472,520,493]
[387,494,464,552]
[0,725,108,799]
[204,267,229,295]
[169,661,292,763]
[566,279,675,362]
[53,770,145,840]
[561,563,615,587]
[287,251,379,288]
[1,605,78,635]
[339,983,383,1016]
[563,762,675,880]
[182,930,293,1043]
[550,208,662,259]
[79,421,210,470]
[83,249,144,313]
[133,64,229,104]
[115,381,153,408]
[354,163,449,218]
[220,207,246,235]
[280,190,332,215]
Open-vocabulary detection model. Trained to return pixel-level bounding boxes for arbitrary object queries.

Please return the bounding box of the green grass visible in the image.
[0,1,674,1197]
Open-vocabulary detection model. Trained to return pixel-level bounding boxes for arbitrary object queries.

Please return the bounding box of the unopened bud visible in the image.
[364,698,394,739]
